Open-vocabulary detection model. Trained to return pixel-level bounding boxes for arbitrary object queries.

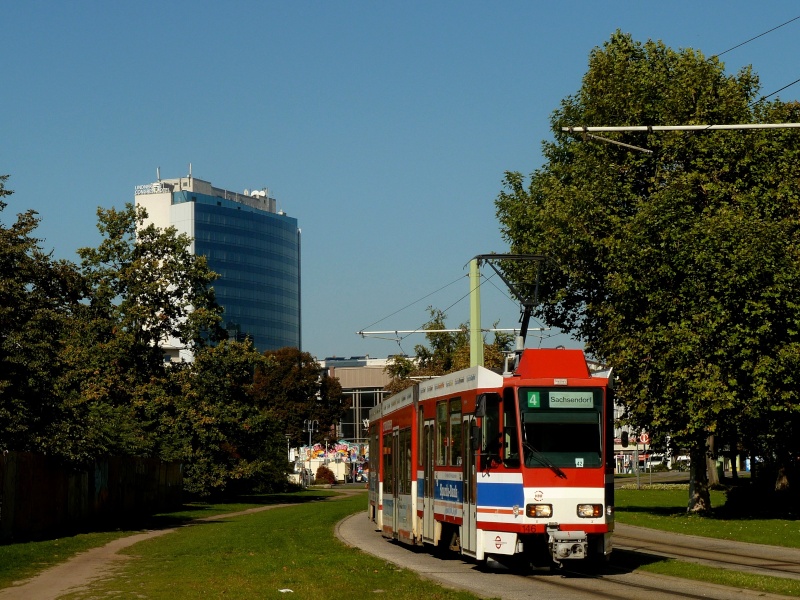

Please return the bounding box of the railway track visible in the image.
[613,522,800,581]
[515,563,795,600]
[504,523,800,600]
[337,513,800,600]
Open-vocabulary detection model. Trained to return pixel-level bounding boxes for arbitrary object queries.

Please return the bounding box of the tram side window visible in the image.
[417,406,424,468]
[450,398,462,466]
[436,402,448,466]
[503,388,520,468]
[400,428,412,495]
[369,427,378,480]
[383,434,393,494]
[482,393,501,461]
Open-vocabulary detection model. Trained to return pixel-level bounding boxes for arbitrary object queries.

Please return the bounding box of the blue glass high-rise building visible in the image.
[135,173,301,358]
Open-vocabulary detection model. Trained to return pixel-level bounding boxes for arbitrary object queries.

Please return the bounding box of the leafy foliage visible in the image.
[0,175,83,455]
[494,32,800,512]
[173,340,290,496]
[77,203,225,356]
[251,347,348,447]
[314,464,337,485]
[41,204,228,463]
[384,307,515,393]
[0,181,305,498]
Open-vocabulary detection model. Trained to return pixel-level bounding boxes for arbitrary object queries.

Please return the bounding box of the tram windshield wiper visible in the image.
[522,441,567,479]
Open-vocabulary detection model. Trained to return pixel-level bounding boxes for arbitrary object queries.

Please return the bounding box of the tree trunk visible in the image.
[706,434,719,487]
[688,440,712,514]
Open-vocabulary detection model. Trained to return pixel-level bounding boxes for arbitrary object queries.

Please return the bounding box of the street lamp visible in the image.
[304,419,319,447]
[303,419,318,486]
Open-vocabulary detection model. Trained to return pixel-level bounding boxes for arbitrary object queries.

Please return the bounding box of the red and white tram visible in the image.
[368,348,614,568]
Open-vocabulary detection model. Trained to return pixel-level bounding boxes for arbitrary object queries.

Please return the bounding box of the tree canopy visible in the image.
[251,346,348,447]
[0,179,338,497]
[0,176,82,454]
[495,32,800,512]
[384,307,515,394]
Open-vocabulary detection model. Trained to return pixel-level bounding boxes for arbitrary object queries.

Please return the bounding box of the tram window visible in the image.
[436,402,447,466]
[523,417,601,467]
[402,428,412,494]
[450,398,462,467]
[417,406,424,467]
[503,388,520,468]
[475,393,502,471]
[518,388,603,468]
[369,427,378,478]
[383,434,393,494]
[481,393,501,456]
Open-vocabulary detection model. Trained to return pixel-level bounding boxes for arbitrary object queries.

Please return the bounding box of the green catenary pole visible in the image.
[470,258,483,367]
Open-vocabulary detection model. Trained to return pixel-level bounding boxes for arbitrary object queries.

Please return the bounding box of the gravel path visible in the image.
[0,504,289,600]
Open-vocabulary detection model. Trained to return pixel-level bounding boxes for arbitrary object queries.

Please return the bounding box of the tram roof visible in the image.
[516,348,594,380]
[418,365,503,401]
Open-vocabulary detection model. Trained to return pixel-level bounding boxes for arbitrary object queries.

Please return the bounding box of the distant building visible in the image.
[320,356,395,443]
[135,172,301,359]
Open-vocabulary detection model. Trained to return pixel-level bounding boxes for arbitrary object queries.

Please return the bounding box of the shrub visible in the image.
[315,465,337,485]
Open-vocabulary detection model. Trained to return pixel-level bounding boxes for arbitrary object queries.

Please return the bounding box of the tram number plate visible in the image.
[522,525,539,534]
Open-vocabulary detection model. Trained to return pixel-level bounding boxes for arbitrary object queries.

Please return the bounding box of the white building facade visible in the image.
[135,173,301,360]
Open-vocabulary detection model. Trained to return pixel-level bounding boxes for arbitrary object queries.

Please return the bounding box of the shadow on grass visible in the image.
[537,549,671,578]
[617,504,800,526]
[1,490,333,546]
[617,505,685,518]
[609,548,671,574]
[618,475,798,522]
[135,491,334,529]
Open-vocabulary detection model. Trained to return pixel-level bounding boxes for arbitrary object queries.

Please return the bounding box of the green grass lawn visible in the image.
[615,484,800,597]
[1,485,798,599]
[615,484,800,548]
[0,491,326,590]
[61,492,481,600]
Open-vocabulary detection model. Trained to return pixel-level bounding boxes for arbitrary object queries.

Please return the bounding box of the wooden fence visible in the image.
[0,452,183,542]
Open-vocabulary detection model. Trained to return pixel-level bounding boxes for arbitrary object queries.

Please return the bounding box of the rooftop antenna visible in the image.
[188,162,192,179]
[156,166,161,181]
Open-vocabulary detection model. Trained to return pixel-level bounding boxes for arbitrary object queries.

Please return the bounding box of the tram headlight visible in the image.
[526,503,552,518]
[577,504,603,518]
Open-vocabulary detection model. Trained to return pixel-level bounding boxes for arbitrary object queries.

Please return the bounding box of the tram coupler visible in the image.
[547,524,588,567]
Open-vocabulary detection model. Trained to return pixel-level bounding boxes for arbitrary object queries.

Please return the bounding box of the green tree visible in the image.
[173,340,287,496]
[495,32,800,512]
[414,307,466,375]
[384,307,515,393]
[77,203,224,355]
[49,203,226,463]
[251,347,348,447]
[0,175,83,455]
[384,355,419,395]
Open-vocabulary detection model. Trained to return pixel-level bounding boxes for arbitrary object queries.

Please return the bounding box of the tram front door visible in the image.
[461,414,477,556]
[422,420,435,543]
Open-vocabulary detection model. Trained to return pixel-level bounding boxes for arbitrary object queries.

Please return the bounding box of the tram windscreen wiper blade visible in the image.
[523,441,567,479]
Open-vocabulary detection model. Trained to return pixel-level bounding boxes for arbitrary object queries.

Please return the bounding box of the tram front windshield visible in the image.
[518,388,603,469]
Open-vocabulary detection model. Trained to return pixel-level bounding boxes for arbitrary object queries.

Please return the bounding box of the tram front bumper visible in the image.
[547,525,588,562]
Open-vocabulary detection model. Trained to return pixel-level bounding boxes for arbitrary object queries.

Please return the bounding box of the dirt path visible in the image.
[0,504,292,600]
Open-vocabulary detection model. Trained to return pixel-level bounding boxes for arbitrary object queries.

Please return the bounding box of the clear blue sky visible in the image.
[3,2,798,360]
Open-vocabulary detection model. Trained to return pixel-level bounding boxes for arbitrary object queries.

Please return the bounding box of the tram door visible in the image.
[391,429,400,535]
[462,414,477,555]
[381,427,396,536]
[422,420,435,543]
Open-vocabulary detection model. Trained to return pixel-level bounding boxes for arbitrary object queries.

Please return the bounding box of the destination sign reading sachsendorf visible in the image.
[549,391,594,409]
